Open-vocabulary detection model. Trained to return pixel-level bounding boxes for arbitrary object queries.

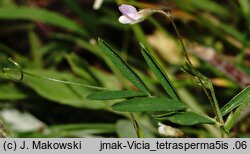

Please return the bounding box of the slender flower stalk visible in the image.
[155,10,224,126]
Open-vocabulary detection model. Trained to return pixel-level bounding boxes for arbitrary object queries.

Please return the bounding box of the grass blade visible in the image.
[17,123,116,137]
[0,7,86,35]
[141,45,179,100]
[224,102,249,132]
[98,38,150,95]
[49,123,115,133]
[221,86,250,116]
[130,113,144,138]
[28,30,42,67]
[21,69,106,109]
[171,0,229,16]
[87,90,147,100]
[66,53,101,84]
[112,98,186,112]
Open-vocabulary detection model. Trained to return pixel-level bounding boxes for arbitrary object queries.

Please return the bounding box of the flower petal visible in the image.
[119,4,138,15]
[126,13,141,20]
[118,15,134,24]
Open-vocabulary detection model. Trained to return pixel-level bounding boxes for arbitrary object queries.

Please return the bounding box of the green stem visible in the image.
[210,84,224,125]
[224,102,249,132]
[22,71,111,90]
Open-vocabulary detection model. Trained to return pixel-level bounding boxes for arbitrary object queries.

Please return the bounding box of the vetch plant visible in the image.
[117,4,224,135]
[2,4,250,138]
[87,4,250,137]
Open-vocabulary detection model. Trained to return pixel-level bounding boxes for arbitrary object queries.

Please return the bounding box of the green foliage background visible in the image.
[0,0,250,138]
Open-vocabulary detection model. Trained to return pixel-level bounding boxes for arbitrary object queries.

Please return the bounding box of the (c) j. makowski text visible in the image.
[19,141,83,150]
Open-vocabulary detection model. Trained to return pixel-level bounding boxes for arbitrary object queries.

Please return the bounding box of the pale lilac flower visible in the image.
[118,4,154,24]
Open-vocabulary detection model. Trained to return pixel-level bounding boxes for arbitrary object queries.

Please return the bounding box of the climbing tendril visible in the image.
[1,57,110,90]
[2,57,24,82]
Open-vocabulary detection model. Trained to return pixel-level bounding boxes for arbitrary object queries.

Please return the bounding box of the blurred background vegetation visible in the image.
[0,0,250,137]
